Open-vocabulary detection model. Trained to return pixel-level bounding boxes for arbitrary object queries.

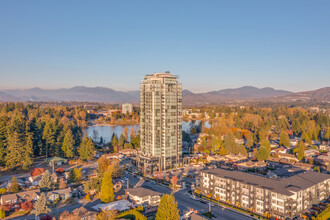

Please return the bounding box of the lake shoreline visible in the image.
[89,123,138,127]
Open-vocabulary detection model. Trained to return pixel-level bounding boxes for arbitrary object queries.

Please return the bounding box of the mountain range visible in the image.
[0,86,329,104]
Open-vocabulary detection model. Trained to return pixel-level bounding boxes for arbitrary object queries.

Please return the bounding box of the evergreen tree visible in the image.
[211,137,221,153]
[22,133,33,171]
[123,142,133,149]
[69,168,82,183]
[39,170,53,190]
[10,176,20,193]
[0,117,7,166]
[130,134,140,149]
[100,170,115,203]
[294,141,305,161]
[223,130,236,154]
[255,146,270,161]
[323,128,330,141]
[118,134,126,146]
[261,138,271,152]
[279,130,290,147]
[110,134,118,147]
[62,130,75,158]
[78,137,95,161]
[155,194,180,220]
[42,119,56,157]
[246,132,254,149]
[219,146,226,156]
[301,131,311,144]
[6,132,24,168]
[32,192,50,216]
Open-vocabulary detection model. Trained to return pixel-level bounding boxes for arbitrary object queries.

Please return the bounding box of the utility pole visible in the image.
[209,202,211,212]
[127,178,129,189]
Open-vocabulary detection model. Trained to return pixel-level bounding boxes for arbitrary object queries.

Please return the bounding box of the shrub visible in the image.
[84,194,91,201]
[22,201,34,211]
[0,203,13,211]
[0,188,6,195]
[0,210,5,219]
[53,198,60,205]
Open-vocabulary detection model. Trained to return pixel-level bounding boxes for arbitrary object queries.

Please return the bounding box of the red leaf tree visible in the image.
[30,168,45,176]
[0,203,14,211]
[21,201,34,211]
[171,175,179,188]
[56,168,65,173]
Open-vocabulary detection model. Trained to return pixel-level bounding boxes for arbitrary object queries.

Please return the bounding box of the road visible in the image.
[0,162,97,184]
[4,166,254,220]
[8,203,83,220]
[123,172,254,220]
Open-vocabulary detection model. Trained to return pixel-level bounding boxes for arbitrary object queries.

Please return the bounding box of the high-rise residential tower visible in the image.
[138,72,182,173]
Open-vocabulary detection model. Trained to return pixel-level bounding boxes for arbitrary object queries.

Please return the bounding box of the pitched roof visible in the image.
[126,187,161,198]
[72,206,97,217]
[1,189,40,202]
[46,187,72,197]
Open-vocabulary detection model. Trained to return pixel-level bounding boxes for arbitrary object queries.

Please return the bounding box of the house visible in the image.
[46,187,72,202]
[28,175,42,186]
[119,149,138,157]
[276,152,299,162]
[319,142,330,151]
[71,206,97,220]
[48,157,68,166]
[315,154,330,166]
[235,138,245,145]
[0,189,40,205]
[304,149,319,157]
[126,187,161,207]
[105,153,124,160]
[272,146,287,154]
[294,162,313,171]
[290,138,299,146]
[236,160,267,171]
[267,167,304,178]
[92,199,133,212]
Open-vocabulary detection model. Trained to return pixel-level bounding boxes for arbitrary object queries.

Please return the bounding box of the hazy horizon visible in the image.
[1,84,328,94]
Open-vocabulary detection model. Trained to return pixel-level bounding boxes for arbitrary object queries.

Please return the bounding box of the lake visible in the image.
[86,120,211,143]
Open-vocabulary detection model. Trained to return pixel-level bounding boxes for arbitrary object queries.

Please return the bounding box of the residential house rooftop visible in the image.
[126,187,161,198]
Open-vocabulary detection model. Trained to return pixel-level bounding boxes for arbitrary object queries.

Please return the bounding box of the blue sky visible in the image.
[0,1,329,92]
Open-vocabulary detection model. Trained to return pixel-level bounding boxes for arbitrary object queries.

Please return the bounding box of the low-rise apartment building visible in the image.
[196,168,329,219]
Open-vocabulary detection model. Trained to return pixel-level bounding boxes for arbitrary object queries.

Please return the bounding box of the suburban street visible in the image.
[123,173,254,220]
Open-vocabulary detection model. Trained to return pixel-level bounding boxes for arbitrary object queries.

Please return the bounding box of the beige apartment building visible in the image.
[197,168,330,219]
[138,72,182,173]
[122,103,133,114]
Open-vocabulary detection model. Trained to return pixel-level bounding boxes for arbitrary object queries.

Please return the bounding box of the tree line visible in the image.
[0,103,89,170]
[193,106,329,161]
